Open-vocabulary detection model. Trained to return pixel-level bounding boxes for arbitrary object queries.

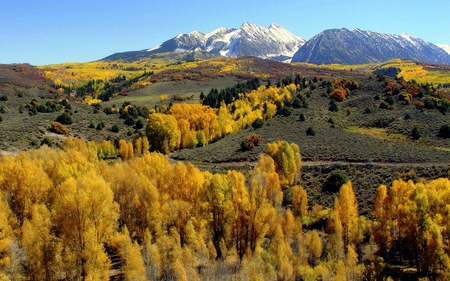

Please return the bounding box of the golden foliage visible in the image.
[50,121,68,135]
[1,137,449,279]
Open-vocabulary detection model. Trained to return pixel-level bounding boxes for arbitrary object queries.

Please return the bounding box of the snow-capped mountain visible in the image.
[102,22,305,62]
[291,28,450,65]
[438,44,450,55]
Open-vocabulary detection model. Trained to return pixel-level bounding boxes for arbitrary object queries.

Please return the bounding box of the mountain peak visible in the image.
[240,22,257,29]
[292,28,450,65]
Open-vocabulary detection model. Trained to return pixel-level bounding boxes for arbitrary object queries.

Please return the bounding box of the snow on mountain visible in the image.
[292,28,450,65]
[148,22,305,62]
[103,22,305,62]
[438,44,450,55]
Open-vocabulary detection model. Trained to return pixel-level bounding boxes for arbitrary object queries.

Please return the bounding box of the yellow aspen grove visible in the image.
[0,154,52,224]
[329,204,345,260]
[52,173,119,280]
[102,161,161,241]
[146,113,181,154]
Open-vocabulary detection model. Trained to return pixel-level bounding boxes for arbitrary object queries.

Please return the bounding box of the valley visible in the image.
[2,41,450,279]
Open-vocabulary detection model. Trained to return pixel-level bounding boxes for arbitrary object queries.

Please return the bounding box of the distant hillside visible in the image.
[292,28,450,65]
[101,22,305,62]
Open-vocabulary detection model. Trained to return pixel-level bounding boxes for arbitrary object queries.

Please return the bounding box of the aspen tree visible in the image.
[142,229,161,280]
[335,181,359,247]
[0,192,23,281]
[21,204,61,281]
[266,141,301,189]
[111,227,146,281]
[304,230,322,267]
[291,185,308,218]
[146,113,181,154]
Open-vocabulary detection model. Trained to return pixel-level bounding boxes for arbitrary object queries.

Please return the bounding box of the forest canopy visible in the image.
[0,137,449,280]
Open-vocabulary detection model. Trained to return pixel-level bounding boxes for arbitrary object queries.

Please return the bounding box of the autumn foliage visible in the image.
[50,121,68,135]
[0,137,448,280]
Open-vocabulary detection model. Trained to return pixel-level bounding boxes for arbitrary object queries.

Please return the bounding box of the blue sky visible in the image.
[1,0,449,65]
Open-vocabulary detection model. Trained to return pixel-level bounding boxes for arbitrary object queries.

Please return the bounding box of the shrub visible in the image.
[329,89,347,101]
[124,117,135,126]
[384,95,395,105]
[135,119,144,130]
[50,121,68,135]
[329,100,338,112]
[292,98,302,108]
[252,118,264,129]
[298,113,305,122]
[306,127,316,136]
[411,127,420,140]
[241,134,262,151]
[111,124,120,133]
[56,112,73,125]
[277,106,292,117]
[41,137,53,147]
[96,122,105,130]
[439,125,450,138]
[323,171,349,193]
[159,94,168,102]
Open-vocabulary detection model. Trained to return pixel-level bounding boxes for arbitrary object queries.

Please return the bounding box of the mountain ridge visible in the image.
[102,22,305,62]
[291,28,450,65]
[101,24,450,66]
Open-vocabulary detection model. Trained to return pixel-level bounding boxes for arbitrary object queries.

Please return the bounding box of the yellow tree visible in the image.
[335,181,359,248]
[110,227,146,281]
[228,170,252,258]
[118,139,134,160]
[0,154,52,224]
[266,141,301,189]
[304,230,322,267]
[52,173,119,279]
[21,204,62,281]
[254,154,282,208]
[0,191,23,281]
[291,185,308,218]
[202,173,233,259]
[269,225,293,280]
[146,113,181,154]
[142,229,161,280]
[371,184,391,258]
[102,161,161,241]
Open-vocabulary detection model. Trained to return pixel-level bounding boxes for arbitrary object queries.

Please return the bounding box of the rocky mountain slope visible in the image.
[292,28,450,65]
[102,22,305,62]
